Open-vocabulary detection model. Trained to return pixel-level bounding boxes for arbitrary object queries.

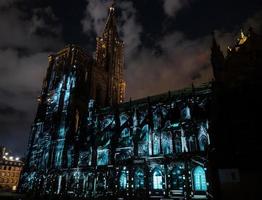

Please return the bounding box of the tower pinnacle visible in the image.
[94,0,126,106]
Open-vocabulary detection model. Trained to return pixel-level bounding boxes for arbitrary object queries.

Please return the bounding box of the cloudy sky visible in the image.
[0,0,261,156]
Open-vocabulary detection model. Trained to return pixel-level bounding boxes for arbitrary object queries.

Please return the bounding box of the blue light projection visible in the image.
[138,124,150,156]
[153,168,163,190]
[63,74,76,110]
[171,163,185,190]
[67,146,73,168]
[134,168,144,189]
[55,139,65,167]
[21,82,212,198]
[162,131,173,155]
[153,131,160,155]
[181,106,191,120]
[97,149,109,166]
[198,121,210,151]
[119,170,128,189]
[119,128,133,147]
[48,80,63,112]
[193,166,207,191]
[120,113,129,126]
[181,128,188,153]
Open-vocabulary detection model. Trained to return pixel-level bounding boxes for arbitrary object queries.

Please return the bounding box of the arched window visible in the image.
[134,168,144,189]
[153,168,163,190]
[193,166,207,191]
[119,170,128,189]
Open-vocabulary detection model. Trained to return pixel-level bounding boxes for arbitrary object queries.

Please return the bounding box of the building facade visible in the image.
[19,3,214,200]
[0,147,24,191]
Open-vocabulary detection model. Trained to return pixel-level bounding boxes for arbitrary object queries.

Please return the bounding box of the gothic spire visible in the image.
[101,0,119,39]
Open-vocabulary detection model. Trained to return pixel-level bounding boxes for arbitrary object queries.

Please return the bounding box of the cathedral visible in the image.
[18,2,262,200]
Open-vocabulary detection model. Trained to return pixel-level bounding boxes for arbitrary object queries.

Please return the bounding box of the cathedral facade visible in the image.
[19,3,214,200]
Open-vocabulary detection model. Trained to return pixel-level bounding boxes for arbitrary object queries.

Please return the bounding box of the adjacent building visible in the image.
[0,147,24,191]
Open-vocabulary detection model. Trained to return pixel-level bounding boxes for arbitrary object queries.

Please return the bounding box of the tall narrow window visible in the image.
[193,166,207,191]
[119,170,128,189]
[153,168,163,190]
[134,168,144,189]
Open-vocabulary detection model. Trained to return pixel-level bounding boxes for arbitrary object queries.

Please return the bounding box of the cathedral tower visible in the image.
[93,2,126,106]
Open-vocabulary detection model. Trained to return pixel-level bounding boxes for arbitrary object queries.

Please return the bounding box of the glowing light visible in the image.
[193,166,207,191]
[153,168,163,190]
[119,170,128,189]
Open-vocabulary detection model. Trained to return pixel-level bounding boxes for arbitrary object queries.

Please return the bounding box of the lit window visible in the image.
[119,170,128,189]
[193,166,207,191]
[153,169,163,190]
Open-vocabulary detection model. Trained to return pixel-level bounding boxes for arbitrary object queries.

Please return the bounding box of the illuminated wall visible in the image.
[20,83,213,199]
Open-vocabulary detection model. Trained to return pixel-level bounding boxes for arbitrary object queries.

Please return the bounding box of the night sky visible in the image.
[0,0,261,156]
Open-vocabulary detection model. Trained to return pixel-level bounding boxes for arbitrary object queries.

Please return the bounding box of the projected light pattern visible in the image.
[20,84,212,199]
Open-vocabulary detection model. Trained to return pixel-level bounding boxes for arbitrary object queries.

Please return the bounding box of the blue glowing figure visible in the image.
[119,170,128,189]
[134,168,144,189]
[193,166,207,191]
[153,168,163,190]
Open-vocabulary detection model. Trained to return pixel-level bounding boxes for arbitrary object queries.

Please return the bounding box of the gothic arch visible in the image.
[152,168,163,190]
[192,166,207,192]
